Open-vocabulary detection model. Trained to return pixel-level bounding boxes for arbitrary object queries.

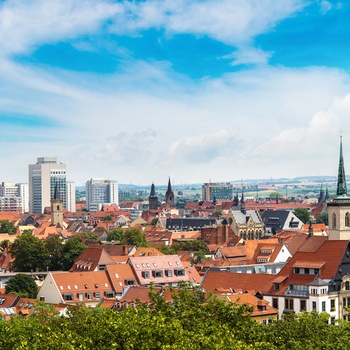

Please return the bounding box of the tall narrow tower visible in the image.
[165,177,175,209]
[51,183,63,227]
[328,135,350,240]
[149,183,158,210]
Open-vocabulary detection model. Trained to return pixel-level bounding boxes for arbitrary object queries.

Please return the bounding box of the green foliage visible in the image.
[211,209,223,218]
[293,208,311,224]
[73,232,99,242]
[0,219,16,234]
[270,192,282,199]
[107,228,125,242]
[121,228,149,247]
[1,288,350,349]
[45,235,64,270]
[101,215,113,221]
[61,237,87,271]
[160,239,209,255]
[21,229,33,235]
[316,211,329,225]
[5,273,38,298]
[10,234,51,272]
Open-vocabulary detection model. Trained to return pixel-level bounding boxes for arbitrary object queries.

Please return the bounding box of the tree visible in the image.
[122,228,149,247]
[107,228,125,242]
[10,234,50,272]
[5,273,38,298]
[293,208,311,224]
[160,239,209,255]
[45,235,64,271]
[269,192,282,199]
[211,209,223,218]
[0,219,16,234]
[61,238,87,271]
[316,212,329,225]
[101,215,113,221]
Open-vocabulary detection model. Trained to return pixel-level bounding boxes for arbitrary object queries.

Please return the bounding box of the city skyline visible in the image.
[1,1,350,185]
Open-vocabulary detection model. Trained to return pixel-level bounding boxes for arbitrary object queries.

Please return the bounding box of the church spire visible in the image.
[53,182,60,200]
[336,134,347,197]
[150,182,156,197]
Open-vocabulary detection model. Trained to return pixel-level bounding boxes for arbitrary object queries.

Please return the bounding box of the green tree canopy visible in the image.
[316,211,329,225]
[101,215,113,221]
[45,235,64,271]
[5,273,38,298]
[211,209,223,218]
[61,237,87,271]
[293,208,311,224]
[107,227,125,242]
[122,228,149,247]
[160,239,209,255]
[10,234,50,272]
[0,219,16,234]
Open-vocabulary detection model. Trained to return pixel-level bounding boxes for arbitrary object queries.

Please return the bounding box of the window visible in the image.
[314,269,320,275]
[77,293,84,301]
[346,212,350,227]
[104,291,115,298]
[312,301,317,311]
[63,294,73,301]
[165,270,173,277]
[125,279,135,286]
[94,292,100,299]
[274,283,280,291]
[345,281,350,290]
[322,301,326,312]
[272,298,278,309]
[142,271,150,279]
[174,269,185,277]
[300,300,306,311]
[285,299,294,310]
[294,268,300,274]
[304,268,310,275]
[333,213,336,229]
[86,292,92,300]
[331,299,335,311]
[152,270,163,278]
[331,317,335,324]
[343,298,347,307]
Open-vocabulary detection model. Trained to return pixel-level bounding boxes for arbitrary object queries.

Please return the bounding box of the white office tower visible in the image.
[66,181,76,212]
[29,157,67,214]
[85,178,119,211]
[0,182,28,213]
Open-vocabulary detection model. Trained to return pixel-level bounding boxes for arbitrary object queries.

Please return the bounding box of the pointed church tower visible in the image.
[149,183,158,210]
[51,182,63,227]
[165,177,175,209]
[328,135,350,240]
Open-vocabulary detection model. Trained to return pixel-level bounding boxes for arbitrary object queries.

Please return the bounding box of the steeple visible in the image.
[150,183,156,197]
[165,177,175,208]
[149,182,158,210]
[336,134,348,197]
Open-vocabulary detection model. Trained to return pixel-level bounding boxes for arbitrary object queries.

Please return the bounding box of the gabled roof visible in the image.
[264,239,349,295]
[231,210,262,224]
[70,247,116,272]
[106,264,138,293]
[202,271,275,295]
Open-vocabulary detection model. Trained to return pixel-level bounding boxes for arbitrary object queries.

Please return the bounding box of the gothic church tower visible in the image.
[328,135,350,240]
[51,182,63,227]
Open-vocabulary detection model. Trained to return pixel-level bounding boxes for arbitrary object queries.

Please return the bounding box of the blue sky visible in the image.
[1,0,350,186]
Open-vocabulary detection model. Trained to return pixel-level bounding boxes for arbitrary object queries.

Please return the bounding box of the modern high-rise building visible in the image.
[85,178,119,212]
[28,157,67,214]
[0,182,28,213]
[202,182,233,201]
[66,181,76,212]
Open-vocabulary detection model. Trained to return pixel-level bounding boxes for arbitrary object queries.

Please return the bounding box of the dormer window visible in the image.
[273,283,280,291]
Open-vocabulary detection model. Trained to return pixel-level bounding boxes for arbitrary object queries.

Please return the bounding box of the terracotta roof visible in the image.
[292,261,325,269]
[106,264,138,294]
[202,271,275,295]
[0,293,19,308]
[50,271,115,303]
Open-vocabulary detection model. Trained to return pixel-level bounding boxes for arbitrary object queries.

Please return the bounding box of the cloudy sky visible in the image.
[1,0,350,186]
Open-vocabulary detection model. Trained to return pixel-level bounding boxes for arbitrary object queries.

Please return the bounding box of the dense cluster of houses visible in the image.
[2,139,350,325]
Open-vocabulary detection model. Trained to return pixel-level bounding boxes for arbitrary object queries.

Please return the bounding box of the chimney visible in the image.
[40,296,45,302]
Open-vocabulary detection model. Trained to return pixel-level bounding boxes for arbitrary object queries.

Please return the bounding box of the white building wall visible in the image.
[37,272,64,304]
[66,181,76,212]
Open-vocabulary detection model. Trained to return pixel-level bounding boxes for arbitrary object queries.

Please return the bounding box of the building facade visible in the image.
[202,182,233,201]
[66,181,76,212]
[28,157,67,214]
[0,182,29,213]
[85,178,119,212]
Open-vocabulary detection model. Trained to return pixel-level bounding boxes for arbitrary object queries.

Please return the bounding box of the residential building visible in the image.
[85,178,119,212]
[0,182,28,213]
[28,157,67,214]
[261,210,303,235]
[202,182,233,201]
